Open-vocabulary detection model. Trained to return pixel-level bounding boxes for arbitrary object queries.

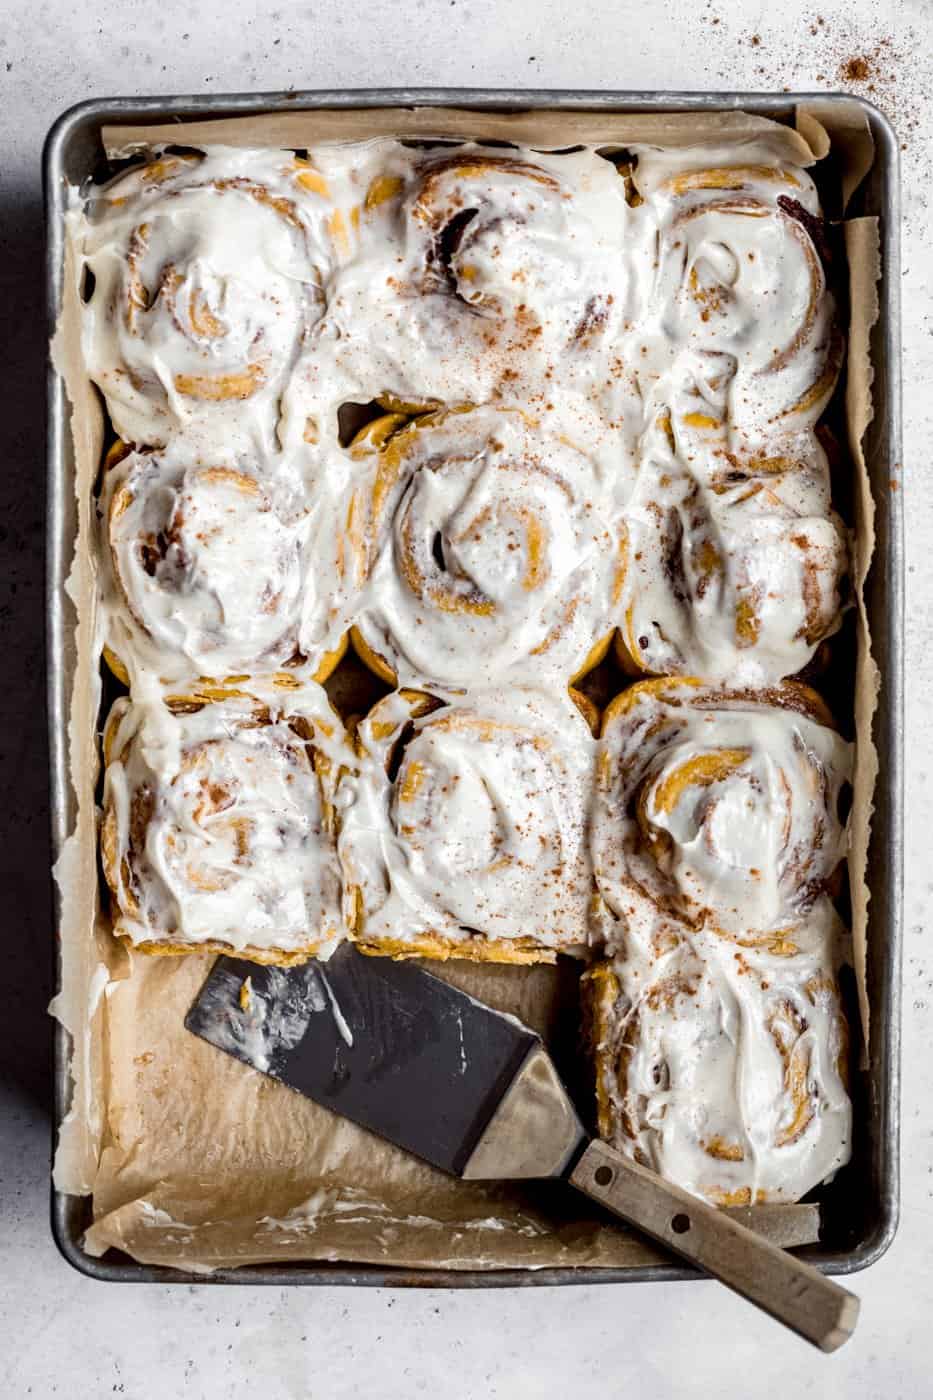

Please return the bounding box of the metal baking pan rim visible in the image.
[45,87,903,1286]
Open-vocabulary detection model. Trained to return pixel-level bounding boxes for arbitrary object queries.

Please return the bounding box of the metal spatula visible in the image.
[186,945,858,1350]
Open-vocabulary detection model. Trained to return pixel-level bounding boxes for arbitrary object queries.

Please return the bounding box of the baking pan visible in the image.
[44,88,903,1285]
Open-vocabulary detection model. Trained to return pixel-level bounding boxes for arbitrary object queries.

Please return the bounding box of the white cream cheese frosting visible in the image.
[589,677,853,1203]
[593,679,852,940]
[610,146,847,683]
[617,412,849,682]
[590,920,852,1205]
[626,144,840,442]
[76,127,856,1207]
[347,405,624,690]
[99,442,356,687]
[80,148,349,457]
[76,137,849,695]
[102,447,307,680]
[101,687,345,958]
[305,141,643,486]
[337,688,595,955]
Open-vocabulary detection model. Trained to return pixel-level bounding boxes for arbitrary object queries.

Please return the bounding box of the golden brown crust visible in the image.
[569,686,600,736]
[102,437,133,473]
[601,674,836,736]
[349,622,398,685]
[102,644,131,686]
[568,629,614,687]
[104,638,348,693]
[355,933,557,966]
[613,625,650,679]
[117,933,332,967]
[581,963,622,1140]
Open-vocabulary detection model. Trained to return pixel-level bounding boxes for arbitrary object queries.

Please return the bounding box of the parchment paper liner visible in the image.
[50,102,880,1272]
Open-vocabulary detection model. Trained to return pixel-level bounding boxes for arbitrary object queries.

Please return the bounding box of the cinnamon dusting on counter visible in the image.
[840,55,873,83]
[697,2,919,156]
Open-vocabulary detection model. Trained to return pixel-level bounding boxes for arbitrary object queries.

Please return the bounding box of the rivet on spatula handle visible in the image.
[570,1139,859,1352]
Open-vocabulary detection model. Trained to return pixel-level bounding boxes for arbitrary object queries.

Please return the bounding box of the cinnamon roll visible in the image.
[80,148,343,451]
[615,413,848,682]
[323,143,634,431]
[593,677,851,939]
[346,406,623,689]
[585,933,851,1206]
[337,688,595,963]
[630,152,841,443]
[100,443,348,688]
[101,686,345,963]
[586,676,853,1203]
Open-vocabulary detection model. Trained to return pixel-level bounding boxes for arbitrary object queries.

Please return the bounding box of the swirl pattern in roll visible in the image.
[630,152,841,443]
[100,442,352,688]
[101,687,345,963]
[587,676,853,1203]
[347,406,623,688]
[319,143,637,456]
[586,932,851,1205]
[337,688,595,962]
[74,119,861,1103]
[616,412,848,682]
[81,148,344,451]
[593,677,851,938]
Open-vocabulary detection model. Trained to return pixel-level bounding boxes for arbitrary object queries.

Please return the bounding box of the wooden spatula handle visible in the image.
[571,1139,858,1351]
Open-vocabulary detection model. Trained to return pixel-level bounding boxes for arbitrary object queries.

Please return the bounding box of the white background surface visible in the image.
[1,0,929,1395]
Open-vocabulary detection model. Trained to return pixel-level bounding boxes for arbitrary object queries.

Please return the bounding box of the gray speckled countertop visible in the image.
[2,0,930,1394]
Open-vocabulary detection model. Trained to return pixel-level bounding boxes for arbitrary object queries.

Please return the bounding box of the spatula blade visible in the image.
[186,944,548,1177]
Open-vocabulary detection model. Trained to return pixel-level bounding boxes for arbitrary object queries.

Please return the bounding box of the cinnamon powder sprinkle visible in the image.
[840,55,872,83]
